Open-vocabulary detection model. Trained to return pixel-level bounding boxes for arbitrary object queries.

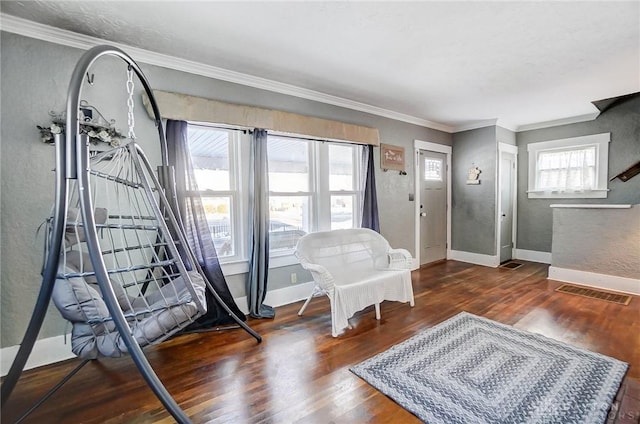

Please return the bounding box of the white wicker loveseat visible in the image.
[295,228,415,337]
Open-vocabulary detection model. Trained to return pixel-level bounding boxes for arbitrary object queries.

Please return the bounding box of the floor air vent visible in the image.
[499,261,523,270]
[555,284,632,305]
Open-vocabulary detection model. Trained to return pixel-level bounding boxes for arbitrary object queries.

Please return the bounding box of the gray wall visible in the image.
[496,126,516,146]
[516,96,640,252]
[0,32,451,347]
[1,34,163,348]
[451,126,497,255]
[551,207,640,279]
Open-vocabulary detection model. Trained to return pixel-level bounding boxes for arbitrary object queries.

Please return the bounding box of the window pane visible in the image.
[188,127,230,191]
[269,196,310,252]
[424,158,443,181]
[200,196,234,257]
[331,195,354,230]
[329,144,354,190]
[268,137,309,192]
[536,147,596,191]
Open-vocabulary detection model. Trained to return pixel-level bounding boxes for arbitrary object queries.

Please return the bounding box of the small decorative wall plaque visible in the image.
[380,143,405,172]
[466,165,481,184]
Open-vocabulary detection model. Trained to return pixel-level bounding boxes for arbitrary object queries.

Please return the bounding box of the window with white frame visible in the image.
[424,157,443,181]
[187,126,364,262]
[187,125,243,260]
[267,136,313,253]
[328,143,359,230]
[527,133,610,199]
[267,135,362,254]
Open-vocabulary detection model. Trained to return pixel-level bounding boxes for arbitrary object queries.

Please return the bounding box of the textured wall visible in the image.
[451,126,497,255]
[0,36,161,348]
[0,32,450,347]
[516,96,640,253]
[552,207,640,279]
[496,126,516,145]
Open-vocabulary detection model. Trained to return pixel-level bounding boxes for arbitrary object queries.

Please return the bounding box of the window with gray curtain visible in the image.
[166,120,246,328]
[185,126,371,261]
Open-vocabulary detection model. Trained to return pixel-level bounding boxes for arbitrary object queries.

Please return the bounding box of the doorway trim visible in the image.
[496,143,518,263]
[414,140,452,268]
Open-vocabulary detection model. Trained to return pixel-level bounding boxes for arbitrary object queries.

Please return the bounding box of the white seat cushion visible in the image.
[332,269,413,335]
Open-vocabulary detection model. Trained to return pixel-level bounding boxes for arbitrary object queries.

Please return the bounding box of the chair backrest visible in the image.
[295,228,391,276]
[49,144,208,359]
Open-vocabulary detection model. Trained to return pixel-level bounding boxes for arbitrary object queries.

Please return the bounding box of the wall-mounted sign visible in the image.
[380,143,405,172]
[467,165,481,184]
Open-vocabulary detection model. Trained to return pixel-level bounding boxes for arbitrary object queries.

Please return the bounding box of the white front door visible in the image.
[499,151,516,263]
[419,150,447,265]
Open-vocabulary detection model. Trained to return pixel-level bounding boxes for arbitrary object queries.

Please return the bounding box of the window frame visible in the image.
[423,156,444,182]
[527,133,610,199]
[187,124,246,264]
[186,125,365,270]
[266,136,314,258]
[326,142,361,231]
[266,135,364,256]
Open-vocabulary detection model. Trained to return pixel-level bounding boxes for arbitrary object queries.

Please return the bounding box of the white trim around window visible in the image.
[266,136,364,256]
[187,125,248,262]
[527,133,610,199]
[187,125,365,273]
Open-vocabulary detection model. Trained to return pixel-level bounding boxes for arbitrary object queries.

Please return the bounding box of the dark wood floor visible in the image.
[3,260,639,423]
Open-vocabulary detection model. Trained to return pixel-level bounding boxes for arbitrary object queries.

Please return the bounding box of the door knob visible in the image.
[420,212,427,217]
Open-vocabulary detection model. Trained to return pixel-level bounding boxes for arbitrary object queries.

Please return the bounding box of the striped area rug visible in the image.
[351,312,627,423]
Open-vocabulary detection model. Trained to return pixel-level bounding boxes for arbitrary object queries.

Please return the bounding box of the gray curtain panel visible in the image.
[246,129,275,319]
[361,145,380,232]
[165,119,247,329]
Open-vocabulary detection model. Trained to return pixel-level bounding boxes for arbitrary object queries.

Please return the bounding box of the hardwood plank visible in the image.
[2,260,638,423]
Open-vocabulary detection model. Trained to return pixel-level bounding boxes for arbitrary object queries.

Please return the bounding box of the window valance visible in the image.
[142,90,380,146]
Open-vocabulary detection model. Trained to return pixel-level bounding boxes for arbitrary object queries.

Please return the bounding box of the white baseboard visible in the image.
[448,250,500,268]
[514,249,552,264]
[235,281,316,315]
[411,258,420,270]
[548,266,640,295]
[1,334,74,377]
[1,282,317,375]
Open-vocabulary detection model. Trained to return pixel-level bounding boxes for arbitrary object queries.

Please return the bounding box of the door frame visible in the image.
[414,140,452,268]
[496,142,518,263]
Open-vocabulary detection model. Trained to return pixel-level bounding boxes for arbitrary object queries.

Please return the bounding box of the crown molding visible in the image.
[449,111,601,133]
[1,13,454,133]
[452,118,499,133]
[496,120,518,133]
[444,118,520,133]
[516,111,600,132]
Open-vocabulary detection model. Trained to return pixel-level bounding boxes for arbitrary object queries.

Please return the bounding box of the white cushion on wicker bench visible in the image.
[295,228,414,337]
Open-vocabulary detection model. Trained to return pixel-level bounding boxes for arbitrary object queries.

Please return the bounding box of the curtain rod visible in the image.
[268,131,372,146]
[189,121,251,134]
[188,121,370,147]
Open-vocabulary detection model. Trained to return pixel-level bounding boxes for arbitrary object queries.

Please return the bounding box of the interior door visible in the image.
[419,150,447,265]
[499,151,515,263]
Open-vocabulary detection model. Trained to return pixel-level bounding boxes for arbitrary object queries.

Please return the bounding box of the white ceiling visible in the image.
[2,1,639,132]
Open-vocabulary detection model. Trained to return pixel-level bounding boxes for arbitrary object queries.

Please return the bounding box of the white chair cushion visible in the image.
[296,228,414,336]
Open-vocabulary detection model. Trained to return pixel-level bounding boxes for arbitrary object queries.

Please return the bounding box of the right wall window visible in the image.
[527,133,610,199]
